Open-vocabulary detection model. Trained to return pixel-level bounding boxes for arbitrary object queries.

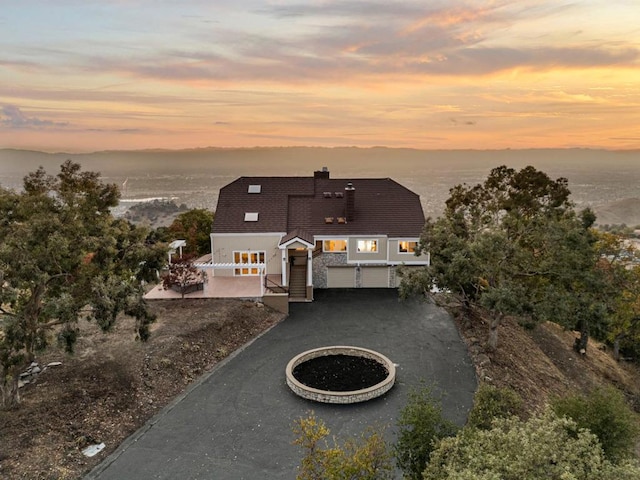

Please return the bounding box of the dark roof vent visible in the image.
[323,191,332,198]
[334,191,344,198]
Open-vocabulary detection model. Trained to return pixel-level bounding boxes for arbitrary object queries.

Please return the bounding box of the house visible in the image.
[208,168,429,302]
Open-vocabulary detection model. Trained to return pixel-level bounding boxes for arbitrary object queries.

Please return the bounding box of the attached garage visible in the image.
[361,266,389,288]
[327,266,356,288]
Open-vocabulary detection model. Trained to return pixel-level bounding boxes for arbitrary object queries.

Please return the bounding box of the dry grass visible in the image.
[0,299,285,480]
[456,312,640,415]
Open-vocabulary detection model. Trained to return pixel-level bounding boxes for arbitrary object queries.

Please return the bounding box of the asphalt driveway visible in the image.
[86,289,476,479]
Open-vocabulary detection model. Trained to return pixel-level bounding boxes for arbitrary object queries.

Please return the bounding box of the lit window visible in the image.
[323,239,347,252]
[399,241,417,253]
[357,240,378,253]
[233,250,265,275]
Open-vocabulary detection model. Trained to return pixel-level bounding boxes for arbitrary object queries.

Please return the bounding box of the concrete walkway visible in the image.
[86,289,476,480]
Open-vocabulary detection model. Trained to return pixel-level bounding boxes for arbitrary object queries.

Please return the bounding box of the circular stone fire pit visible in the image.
[285,346,396,404]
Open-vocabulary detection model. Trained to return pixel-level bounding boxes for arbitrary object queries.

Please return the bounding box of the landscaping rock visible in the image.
[477,354,491,367]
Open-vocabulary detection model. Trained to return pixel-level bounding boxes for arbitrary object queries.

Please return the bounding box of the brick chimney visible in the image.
[314,166,330,179]
[345,182,355,221]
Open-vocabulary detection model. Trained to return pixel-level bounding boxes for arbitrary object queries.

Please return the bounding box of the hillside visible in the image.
[456,309,640,415]
[1,297,638,479]
[594,197,640,227]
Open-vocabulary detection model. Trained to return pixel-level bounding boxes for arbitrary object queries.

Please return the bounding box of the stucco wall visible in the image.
[388,239,430,263]
[211,234,283,277]
[348,236,387,262]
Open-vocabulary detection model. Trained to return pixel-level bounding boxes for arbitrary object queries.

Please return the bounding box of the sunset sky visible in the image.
[1,1,639,152]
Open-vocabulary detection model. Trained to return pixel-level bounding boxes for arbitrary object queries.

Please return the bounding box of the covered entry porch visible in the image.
[277,230,315,302]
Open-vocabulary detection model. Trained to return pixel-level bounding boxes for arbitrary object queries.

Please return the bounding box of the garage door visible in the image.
[361,267,389,288]
[327,267,356,288]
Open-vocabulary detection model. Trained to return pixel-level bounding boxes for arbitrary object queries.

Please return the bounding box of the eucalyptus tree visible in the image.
[0,161,166,408]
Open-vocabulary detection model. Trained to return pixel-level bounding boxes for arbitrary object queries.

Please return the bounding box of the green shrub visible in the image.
[423,409,640,480]
[552,386,640,463]
[466,383,523,430]
[293,412,393,480]
[393,385,458,480]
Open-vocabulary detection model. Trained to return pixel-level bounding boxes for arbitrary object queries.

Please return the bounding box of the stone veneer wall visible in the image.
[313,253,406,289]
[312,252,348,289]
[355,264,362,287]
[389,266,397,288]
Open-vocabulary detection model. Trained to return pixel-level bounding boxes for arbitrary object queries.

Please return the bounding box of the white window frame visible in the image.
[323,239,348,253]
[398,240,418,254]
[357,239,378,253]
[233,250,265,276]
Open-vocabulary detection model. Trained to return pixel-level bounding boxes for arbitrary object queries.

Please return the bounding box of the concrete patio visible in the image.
[144,275,263,300]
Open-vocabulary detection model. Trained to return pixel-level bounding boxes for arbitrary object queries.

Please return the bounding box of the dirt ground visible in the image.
[0,299,285,480]
[1,296,639,479]
[454,310,640,415]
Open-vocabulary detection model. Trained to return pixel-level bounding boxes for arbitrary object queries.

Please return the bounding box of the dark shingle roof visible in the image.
[279,228,315,246]
[212,173,425,238]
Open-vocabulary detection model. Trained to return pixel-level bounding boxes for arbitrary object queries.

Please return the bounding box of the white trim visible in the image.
[281,249,287,285]
[279,236,315,249]
[195,262,265,268]
[392,260,429,265]
[307,249,313,287]
[169,239,187,249]
[314,234,389,239]
[347,259,389,265]
[168,239,187,263]
[341,260,430,266]
[211,232,286,237]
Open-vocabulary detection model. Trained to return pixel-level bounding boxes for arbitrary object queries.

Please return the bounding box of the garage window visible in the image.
[357,239,378,253]
[398,241,417,253]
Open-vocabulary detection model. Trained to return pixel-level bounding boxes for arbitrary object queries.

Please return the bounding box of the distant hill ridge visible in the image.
[2,148,639,220]
[594,197,640,227]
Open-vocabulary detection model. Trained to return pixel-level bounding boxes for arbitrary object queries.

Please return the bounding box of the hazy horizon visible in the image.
[1,146,638,223]
[3,145,640,156]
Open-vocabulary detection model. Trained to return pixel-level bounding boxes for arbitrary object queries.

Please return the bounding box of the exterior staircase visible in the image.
[289,265,307,301]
